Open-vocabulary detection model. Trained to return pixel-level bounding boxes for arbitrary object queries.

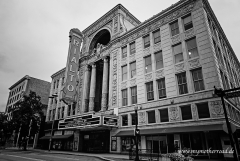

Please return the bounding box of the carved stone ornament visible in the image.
[175,63,185,72]
[154,44,161,52]
[138,112,146,125]
[143,47,151,57]
[129,54,135,62]
[155,69,164,79]
[121,57,127,65]
[145,73,153,82]
[171,34,181,45]
[184,28,195,40]
[169,107,179,122]
[130,78,136,86]
[121,81,127,89]
[191,104,198,121]
[210,100,224,118]
[189,58,200,68]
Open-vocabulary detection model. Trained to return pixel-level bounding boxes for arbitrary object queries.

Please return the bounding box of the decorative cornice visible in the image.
[51,67,66,78]
[9,75,30,90]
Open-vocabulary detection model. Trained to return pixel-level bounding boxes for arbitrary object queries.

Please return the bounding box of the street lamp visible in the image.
[134,105,140,161]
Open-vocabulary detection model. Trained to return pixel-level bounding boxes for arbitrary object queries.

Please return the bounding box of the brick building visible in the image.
[45,0,240,159]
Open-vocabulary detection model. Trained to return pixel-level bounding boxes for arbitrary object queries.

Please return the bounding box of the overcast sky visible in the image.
[0,0,239,112]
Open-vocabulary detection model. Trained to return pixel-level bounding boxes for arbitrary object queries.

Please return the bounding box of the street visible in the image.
[0,149,105,161]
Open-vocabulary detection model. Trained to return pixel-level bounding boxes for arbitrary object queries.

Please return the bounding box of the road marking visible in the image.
[4,154,46,161]
[38,154,79,160]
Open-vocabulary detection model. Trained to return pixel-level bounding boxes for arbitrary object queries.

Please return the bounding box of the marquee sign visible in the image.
[103,117,118,126]
[59,114,101,129]
[61,28,83,105]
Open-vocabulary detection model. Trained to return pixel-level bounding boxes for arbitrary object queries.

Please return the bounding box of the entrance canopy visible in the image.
[115,124,223,136]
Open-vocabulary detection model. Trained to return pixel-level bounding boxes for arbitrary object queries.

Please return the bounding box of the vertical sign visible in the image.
[62,28,83,105]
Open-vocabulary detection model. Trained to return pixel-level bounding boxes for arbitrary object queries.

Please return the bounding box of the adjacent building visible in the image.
[44,0,240,159]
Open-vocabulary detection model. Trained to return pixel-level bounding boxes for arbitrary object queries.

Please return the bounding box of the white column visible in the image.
[101,58,109,111]
[89,64,96,112]
[82,65,91,112]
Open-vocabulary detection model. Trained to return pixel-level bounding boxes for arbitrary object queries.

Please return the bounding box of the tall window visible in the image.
[122,115,128,126]
[131,113,136,125]
[61,106,65,118]
[153,29,161,44]
[67,105,71,116]
[177,72,188,95]
[130,62,136,78]
[155,51,163,69]
[52,109,56,120]
[131,86,137,104]
[143,35,150,48]
[147,110,156,124]
[159,109,169,122]
[72,103,76,115]
[196,103,210,119]
[157,78,166,99]
[122,46,127,58]
[56,80,59,88]
[122,89,128,106]
[183,14,193,31]
[192,68,204,91]
[57,107,61,119]
[53,81,56,89]
[130,42,136,55]
[170,20,179,36]
[180,105,192,120]
[173,43,183,63]
[186,38,198,59]
[62,77,65,85]
[145,55,152,73]
[122,65,128,81]
[146,82,154,101]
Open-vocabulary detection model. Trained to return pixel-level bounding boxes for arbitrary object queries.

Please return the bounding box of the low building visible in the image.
[44,0,240,160]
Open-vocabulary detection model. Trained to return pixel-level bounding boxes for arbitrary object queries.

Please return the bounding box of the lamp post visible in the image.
[134,105,140,161]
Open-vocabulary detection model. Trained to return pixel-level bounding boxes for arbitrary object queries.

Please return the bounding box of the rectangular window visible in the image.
[177,72,188,95]
[130,62,136,78]
[186,38,198,59]
[147,111,156,124]
[52,109,55,120]
[62,77,65,85]
[196,103,210,119]
[143,35,150,48]
[159,109,169,122]
[131,113,136,125]
[170,20,179,36]
[192,68,204,91]
[183,14,193,31]
[72,103,76,115]
[122,65,128,81]
[122,115,128,126]
[130,42,136,55]
[57,107,61,119]
[153,29,161,44]
[122,89,128,106]
[56,80,59,88]
[157,78,166,99]
[53,81,56,89]
[61,106,65,118]
[145,55,152,73]
[173,43,183,63]
[155,51,163,70]
[122,46,127,58]
[131,86,137,104]
[181,105,192,120]
[67,105,71,116]
[146,82,154,101]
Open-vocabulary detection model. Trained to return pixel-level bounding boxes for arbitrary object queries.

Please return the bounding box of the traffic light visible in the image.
[134,129,140,136]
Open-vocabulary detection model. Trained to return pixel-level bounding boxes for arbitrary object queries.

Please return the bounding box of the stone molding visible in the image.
[121,81,127,89]
[130,78,136,87]
[175,62,185,72]
[155,69,164,79]
[209,100,224,118]
[145,73,153,82]
[188,58,201,69]
[169,106,180,122]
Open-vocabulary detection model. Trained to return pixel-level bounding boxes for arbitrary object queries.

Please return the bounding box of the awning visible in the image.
[39,136,50,140]
[114,124,223,136]
[51,134,73,139]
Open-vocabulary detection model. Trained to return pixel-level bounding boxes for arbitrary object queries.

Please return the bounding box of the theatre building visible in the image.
[44,0,240,159]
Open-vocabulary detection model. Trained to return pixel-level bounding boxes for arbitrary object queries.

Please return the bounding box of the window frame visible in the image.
[122,115,128,126]
[191,68,205,92]
[130,42,136,55]
[146,81,154,101]
[61,106,65,118]
[143,34,150,48]
[147,110,156,124]
[159,108,169,122]
[170,20,179,37]
[186,37,198,59]
[153,29,161,44]
[157,78,166,99]
[173,43,183,64]
[122,46,127,58]
[122,89,128,106]
[131,86,137,105]
[122,65,128,81]
[180,105,192,120]
[145,55,152,73]
[155,51,164,70]
[131,113,136,125]
[182,14,193,31]
[196,102,210,119]
[177,72,188,95]
[130,61,136,78]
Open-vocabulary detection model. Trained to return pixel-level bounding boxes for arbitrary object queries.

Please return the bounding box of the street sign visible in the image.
[225,89,240,98]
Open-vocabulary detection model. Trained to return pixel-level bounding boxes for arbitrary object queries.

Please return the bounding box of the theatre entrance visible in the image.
[82,130,110,153]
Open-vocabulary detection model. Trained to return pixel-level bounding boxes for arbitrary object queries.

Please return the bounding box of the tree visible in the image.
[8,91,44,150]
